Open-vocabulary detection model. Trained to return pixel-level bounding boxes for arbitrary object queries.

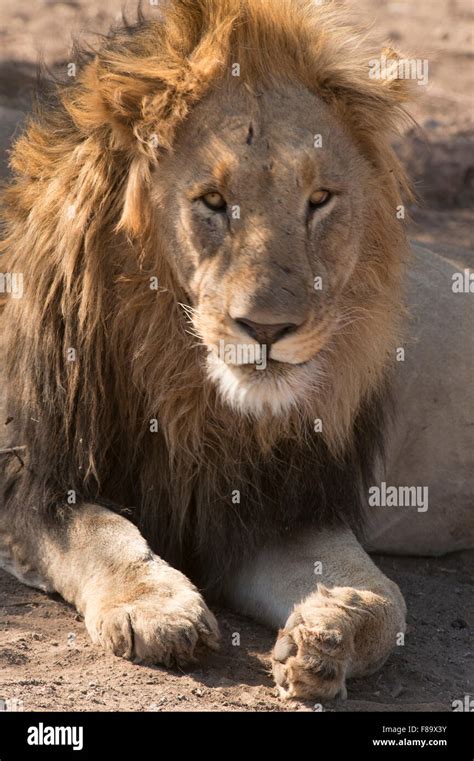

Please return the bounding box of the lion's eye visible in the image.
[201,192,227,212]
[309,190,331,209]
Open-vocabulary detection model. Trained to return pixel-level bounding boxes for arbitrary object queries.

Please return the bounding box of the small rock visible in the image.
[451,618,468,629]
[390,682,404,699]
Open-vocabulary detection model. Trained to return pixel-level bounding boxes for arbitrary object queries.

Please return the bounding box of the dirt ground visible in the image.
[1,552,473,713]
[0,0,472,712]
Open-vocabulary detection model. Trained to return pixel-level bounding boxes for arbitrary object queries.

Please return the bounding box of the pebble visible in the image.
[390,682,404,699]
[450,618,468,629]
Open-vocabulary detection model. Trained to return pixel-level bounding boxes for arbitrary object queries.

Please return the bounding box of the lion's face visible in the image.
[153,84,373,416]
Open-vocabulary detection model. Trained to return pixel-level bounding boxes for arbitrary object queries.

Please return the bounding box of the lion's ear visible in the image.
[368,46,421,103]
[327,45,418,144]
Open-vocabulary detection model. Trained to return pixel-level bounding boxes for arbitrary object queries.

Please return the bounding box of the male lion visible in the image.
[1,0,472,702]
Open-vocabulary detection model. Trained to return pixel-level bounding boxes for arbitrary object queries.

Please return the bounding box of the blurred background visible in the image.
[0,0,473,265]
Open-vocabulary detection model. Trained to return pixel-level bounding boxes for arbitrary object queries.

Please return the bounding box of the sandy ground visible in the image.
[0,0,473,712]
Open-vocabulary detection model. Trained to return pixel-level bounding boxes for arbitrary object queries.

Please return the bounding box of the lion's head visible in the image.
[152,82,382,417]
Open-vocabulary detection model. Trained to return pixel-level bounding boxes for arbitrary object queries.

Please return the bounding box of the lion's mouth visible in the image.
[205,350,323,417]
[231,356,311,374]
[200,323,334,416]
[205,337,323,373]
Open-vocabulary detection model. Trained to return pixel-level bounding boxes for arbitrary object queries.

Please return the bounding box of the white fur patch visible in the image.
[206,354,323,417]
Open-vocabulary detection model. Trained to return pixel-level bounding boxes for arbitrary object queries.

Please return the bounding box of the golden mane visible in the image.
[1,0,412,586]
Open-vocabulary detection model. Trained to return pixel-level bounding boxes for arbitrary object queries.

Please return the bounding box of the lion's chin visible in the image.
[206,355,321,418]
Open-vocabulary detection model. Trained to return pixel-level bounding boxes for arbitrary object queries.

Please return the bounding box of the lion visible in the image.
[0,0,472,702]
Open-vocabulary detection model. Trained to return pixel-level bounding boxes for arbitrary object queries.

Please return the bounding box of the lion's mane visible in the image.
[0,0,411,590]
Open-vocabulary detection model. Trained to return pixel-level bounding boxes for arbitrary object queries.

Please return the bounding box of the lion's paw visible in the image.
[84,564,219,667]
[271,586,358,701]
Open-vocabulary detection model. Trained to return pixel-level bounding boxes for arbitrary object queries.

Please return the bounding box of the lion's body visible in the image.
[367,243,474,556]
[0,0,472,700]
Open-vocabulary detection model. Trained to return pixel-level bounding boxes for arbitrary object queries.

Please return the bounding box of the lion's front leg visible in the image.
[0,503,219,666]
[223,527,405,700]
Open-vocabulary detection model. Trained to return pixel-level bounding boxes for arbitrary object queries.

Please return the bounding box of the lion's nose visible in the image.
[233,317,299,347]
